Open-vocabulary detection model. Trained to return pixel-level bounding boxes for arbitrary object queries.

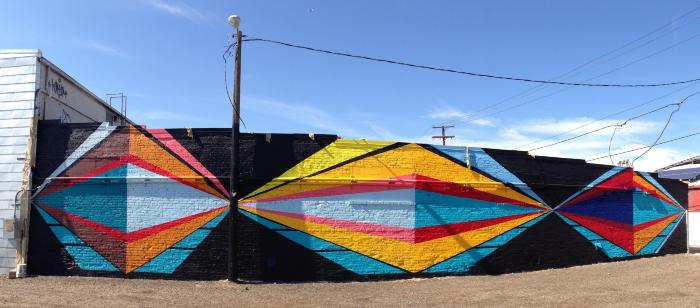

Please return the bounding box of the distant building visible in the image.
[658,155,700,251]
[0,49,130,276]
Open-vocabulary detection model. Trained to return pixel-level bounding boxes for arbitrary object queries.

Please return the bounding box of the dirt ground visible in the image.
[2,254,700,307]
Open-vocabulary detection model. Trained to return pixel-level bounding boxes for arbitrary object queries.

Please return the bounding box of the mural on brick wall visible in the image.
[236,140,687,281]
[239,141,551,275]
[556,168,685,258]
[29,123,230,277]
[29,123,687,281]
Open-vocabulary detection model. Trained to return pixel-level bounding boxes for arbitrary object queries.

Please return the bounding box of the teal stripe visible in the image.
[49,226,84,245]
[317,251,405,275]
[133,249,194,274]
[277,230,344,251]
[633,192,682,225]
[172,229,211,249]
[557,166,626,207]
[637,236,666,255]
[239,209,290,230]
[638,172,680,206]
[479,228,525,247]
[469,147,547,205]
[415,190,541,227]
[423,247,497,273]
[203,210,229,228]
[592,240,632,259]
[34,204,59,225]
[573,226,603,240]
[521,212,549,227]
[64,246,119,272]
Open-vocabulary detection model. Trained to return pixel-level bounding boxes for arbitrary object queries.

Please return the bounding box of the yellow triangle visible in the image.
[248,143,543,208]
[633,213,679,254]
[244,139,394,198]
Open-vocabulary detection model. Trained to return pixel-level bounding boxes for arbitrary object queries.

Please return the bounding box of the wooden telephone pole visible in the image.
[432,125,454,145]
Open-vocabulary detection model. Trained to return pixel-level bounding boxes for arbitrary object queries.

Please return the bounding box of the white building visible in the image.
[0,49,130,277]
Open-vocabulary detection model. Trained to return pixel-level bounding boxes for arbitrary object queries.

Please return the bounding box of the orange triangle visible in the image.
[127,125,226,199]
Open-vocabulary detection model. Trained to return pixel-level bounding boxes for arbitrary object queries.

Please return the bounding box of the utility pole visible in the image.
[228,15,241,283]
[432,125,454,145]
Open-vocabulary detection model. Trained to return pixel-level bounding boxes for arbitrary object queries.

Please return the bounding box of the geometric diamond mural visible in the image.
[240,142,550,274]
[556,167,685,258]
[32,124,229,274]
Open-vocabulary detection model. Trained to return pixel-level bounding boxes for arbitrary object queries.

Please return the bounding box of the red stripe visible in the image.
[126,155,227,200]
[36,202,127,241]
[250,207,540,243]
[36,157,128,199]
[35,202,128,271]
[560,211,634,254]
[562,169,632,207]
[148,129,231,198]
[36,202,227,243]
[633,213,680,232]
[412,174,543,209]
[251,207,415,242]
[123,206,227,242]
[631,176,679,207]
[413,212,541,243]
[250,173,543,210]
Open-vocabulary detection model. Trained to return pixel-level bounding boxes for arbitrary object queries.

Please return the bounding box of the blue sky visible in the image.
[2,0,700,171]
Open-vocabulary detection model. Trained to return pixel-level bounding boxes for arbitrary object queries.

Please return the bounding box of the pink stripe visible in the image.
[244,207,415,242]
[148,129,230,198]
[246,207,539,243]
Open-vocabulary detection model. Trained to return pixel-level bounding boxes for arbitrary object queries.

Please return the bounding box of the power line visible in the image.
[526,91,700,152]
[515,82,700,149]
[223,40,248,130]
[587,131,700,162]
[441,4,700,128]
[455,29,700,127]
[243,36,700,88]
[631,103,681,165]
[629,92,700,164]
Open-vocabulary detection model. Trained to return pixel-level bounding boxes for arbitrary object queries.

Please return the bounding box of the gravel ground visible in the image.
[2,254,700,307]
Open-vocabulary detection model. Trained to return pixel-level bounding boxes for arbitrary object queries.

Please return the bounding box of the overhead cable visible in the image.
[630,91,700,164]
[526,90,700,152]
[587,131,700,162]
[243,36,700,88]
[443,4,700,128]
[223,41,248,130]
[514,83,699,150]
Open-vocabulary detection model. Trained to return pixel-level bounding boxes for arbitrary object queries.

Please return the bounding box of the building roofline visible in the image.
[657,154,700,172]
[0,49,42,56]
[37,57,135,125]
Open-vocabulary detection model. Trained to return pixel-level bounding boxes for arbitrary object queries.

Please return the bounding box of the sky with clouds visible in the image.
[2,0,700,171]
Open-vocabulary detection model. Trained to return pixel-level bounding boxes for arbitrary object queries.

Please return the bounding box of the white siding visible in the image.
[689,212,700,249]
[0,50,37,276]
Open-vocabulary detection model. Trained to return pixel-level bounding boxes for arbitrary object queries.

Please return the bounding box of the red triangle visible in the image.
[37,202,127,272]
[412,174,543,209]
[413,212,542,243]
[560,211,634,254]
[561,169,632,208]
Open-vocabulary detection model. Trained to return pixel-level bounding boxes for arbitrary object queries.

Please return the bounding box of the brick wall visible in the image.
[28,122,688,281]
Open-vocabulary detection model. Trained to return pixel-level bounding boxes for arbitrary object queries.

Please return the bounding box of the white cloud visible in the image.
[418,116,691,171]
[244,97,364,138]
[141,0,206,22]
[78,40,129,59]
[426,105,494,127]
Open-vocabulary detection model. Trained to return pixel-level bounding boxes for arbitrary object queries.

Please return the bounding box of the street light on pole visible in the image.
[227,14,241,282]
